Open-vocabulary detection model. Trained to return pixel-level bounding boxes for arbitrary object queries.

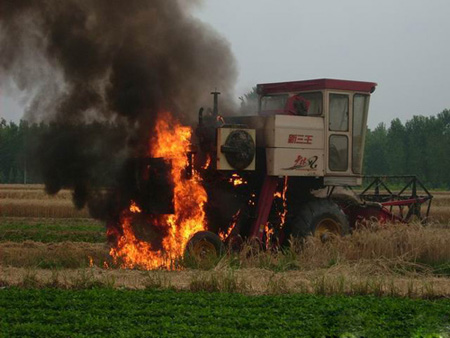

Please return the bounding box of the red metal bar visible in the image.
[379,207,406,223]
[250,175,279,241]
[381,197,428,207]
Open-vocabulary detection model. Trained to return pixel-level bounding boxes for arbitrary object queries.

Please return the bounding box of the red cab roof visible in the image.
[257,78,377,95]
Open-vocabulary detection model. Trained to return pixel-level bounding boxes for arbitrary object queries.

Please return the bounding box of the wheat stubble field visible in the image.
[1,184,450,336]
[1,184,450,293]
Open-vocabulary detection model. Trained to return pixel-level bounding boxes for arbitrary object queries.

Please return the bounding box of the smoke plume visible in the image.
[0,0,237,220]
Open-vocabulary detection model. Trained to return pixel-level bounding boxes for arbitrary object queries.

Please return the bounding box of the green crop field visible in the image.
[0,219,105,243]
[1,288,449,338]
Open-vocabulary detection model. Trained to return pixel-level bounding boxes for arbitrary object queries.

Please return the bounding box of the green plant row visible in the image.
[0,288,449,337]
[0,221,105,243]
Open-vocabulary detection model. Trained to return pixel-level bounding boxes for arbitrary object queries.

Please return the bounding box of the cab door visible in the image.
[327,92,351,174]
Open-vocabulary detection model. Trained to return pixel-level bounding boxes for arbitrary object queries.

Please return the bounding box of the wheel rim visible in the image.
[314,218,341,239]
[192,240,217,259]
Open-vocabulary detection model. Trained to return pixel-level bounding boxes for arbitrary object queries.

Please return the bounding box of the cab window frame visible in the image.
[352,93,369,174]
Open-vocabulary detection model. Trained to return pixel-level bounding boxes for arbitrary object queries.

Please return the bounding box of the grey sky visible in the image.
[1,0,449,128]
[194,0,450,128]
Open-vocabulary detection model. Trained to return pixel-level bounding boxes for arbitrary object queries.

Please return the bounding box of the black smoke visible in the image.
[0,0,237,221]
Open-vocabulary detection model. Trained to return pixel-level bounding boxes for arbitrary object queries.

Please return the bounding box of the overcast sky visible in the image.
[1,0,449,128]
[193,0,450,128]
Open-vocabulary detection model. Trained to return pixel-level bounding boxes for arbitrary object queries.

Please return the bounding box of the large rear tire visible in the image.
[286,199,350,241]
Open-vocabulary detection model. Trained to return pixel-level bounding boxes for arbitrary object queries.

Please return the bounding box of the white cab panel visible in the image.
[266,148,324,176]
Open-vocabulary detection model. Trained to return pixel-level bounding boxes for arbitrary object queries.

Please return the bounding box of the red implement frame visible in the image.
[338,176,433,227]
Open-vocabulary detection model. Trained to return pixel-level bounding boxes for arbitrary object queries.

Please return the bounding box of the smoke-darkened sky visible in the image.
[0,0,237,220]
[2,0,450,128]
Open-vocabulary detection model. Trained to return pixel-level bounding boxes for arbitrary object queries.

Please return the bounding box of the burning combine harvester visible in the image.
[109,78,433,269]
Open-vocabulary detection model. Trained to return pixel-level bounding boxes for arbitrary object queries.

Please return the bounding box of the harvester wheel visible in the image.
[331,192,362,207]
[184,231,224,268]
[287,199,350,242]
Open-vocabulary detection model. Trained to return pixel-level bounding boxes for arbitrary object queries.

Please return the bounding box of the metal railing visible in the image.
[358,175,433,223]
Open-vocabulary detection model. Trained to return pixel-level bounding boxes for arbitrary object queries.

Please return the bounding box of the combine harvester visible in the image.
[133,79,434,262]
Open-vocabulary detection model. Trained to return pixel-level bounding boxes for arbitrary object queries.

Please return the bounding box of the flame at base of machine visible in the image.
[109,113,207,270]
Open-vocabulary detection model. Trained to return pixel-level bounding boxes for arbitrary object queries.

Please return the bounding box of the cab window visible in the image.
[296,92,323,116]
[329,135,348,171]
[260,94,288,111]
[329,94,349,131]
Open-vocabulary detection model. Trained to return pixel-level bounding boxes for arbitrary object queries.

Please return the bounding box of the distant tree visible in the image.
[239,86,258,114]
[386,118,407,175]
[362,109,450,188]
[363,123,389,175]
[404,116,430,180]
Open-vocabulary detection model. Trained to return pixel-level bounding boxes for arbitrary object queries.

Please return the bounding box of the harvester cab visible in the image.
[216,79,377,185]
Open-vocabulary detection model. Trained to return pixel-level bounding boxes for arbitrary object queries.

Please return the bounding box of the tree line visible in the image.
[364,109,450,188]
[1,109,450,188]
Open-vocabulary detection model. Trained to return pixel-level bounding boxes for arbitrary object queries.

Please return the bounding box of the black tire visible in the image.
[286,199,350,240]
[331,192,362,207]
[332,192,382,210]
[183,231,224,268]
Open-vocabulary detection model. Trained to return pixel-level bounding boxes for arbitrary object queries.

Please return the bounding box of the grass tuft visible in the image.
[189,269,245,293]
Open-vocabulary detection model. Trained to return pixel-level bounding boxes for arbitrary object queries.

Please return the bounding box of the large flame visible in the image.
[110,112,207,269]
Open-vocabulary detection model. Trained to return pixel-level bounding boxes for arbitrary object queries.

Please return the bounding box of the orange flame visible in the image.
[110,112,207,270]
[219,209,241,241]
[229,173,247,186]
[273,177,288,228]
[264,223,274,249]
[202,155,211,170]
[280,177,288,228]
[129,201,142,213]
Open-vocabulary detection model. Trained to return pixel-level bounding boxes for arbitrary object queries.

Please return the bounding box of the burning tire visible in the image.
[184,231,224,268]
[286,199,349,241]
